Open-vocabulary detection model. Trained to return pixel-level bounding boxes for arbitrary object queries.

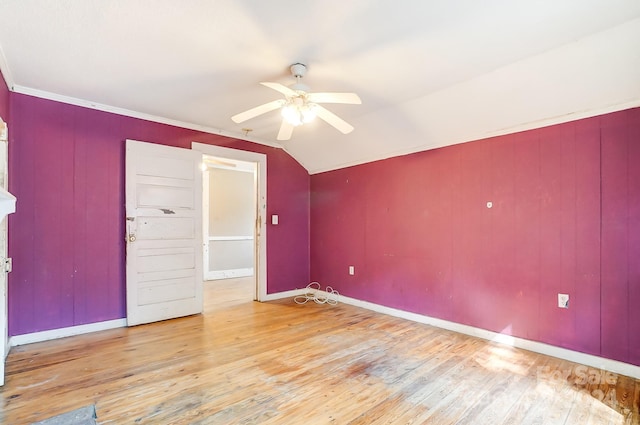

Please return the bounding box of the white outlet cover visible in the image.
[349,266,355,275]
[558,293,569,308]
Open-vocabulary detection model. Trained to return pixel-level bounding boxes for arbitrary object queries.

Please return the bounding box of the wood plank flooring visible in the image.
[1,278,638,424]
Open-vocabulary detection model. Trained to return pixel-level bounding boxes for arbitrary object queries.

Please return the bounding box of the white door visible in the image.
[125,140,203,326]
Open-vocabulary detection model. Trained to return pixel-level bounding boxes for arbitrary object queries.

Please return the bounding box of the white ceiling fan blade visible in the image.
[315,105,354,134]
[307,92,361,104]
[231,99,283,123]
[277,120,294,141]
[260,82,298,97]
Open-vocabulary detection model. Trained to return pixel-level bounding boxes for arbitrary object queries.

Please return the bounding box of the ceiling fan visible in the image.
[231,63,361,141]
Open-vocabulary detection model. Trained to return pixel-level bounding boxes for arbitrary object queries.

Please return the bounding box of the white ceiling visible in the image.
[1,1,639,173]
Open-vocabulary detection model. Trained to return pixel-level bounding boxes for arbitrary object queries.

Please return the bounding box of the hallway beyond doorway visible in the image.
[204,277,254,312]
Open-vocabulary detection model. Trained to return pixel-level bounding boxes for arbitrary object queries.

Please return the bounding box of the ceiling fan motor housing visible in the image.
[289,63,310,93]
[290,63,307,78]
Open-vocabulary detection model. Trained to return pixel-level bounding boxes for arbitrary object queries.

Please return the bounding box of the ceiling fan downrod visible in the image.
[289,63,310,93]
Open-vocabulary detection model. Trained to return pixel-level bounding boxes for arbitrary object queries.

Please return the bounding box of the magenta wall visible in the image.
[8,93,309,336]
[311,108,640,366]
[600,110,640,365]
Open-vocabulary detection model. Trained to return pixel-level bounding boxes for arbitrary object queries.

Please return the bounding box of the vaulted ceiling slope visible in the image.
[1,1,639,174]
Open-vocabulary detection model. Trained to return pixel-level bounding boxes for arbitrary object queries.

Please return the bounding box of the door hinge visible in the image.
[2,257,11,273]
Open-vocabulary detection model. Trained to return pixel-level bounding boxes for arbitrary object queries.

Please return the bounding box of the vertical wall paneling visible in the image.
[486,136,518,336]
[573,117,601,356]
[8,94,310,336]
[600,108,640,365]
[537,125,566,348]
[8,97,36,332]
[311,107,639,366]
[311,167,365,300]
[262,150,310,293]
[510,130,541,342]
[450,141,492,328]
[601,110,630,363]
[72,105,88,325]
[418,149,454,320]
[72,110,125,323]
[627,108,640,363]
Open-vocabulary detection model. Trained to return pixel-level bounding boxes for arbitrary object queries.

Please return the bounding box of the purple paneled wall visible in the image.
[311,108,640,366]
[601,109,640,365]
[8,93,310,336]
[5,75,639,368]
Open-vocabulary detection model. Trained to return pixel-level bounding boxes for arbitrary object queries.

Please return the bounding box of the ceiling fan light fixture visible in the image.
[232,62,360,140]
[281,101,303,126]
[281,97,317,127]
[301,104,317,123]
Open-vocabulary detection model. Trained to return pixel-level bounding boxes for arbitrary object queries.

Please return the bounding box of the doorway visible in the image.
[191,143,267,304]
[203,157,256,281]
[203,156,256,304]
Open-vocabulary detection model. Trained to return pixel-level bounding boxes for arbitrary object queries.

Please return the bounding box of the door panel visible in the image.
[138,279,196,305]
[138,249,195,272]
[138,186,194,209]
[137,217,195,240]
[137,156,195,179]
[125,140,203,326]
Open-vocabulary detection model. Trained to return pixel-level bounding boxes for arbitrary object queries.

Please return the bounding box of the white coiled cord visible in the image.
[294,282,339,305]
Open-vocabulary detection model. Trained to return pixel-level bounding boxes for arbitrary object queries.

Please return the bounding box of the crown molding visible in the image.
[11,84,284,149]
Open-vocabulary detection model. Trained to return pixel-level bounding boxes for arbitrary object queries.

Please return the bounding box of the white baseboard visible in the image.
[206,268,254,280]
[7,288,303,347]
[260,288,306,302]
[9,291,638,380]
[327,292,640,380]
[9,319,127,347]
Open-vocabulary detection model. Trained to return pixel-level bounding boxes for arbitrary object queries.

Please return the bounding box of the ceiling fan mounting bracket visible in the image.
[290,63,307,78]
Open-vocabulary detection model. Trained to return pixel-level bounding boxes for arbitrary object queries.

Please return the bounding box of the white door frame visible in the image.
[0,116,13,386]
[192,143,267,301]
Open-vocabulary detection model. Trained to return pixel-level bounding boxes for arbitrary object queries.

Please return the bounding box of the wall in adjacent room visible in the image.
[207,167,255,274]
[8,93,310,336]
[310,108,640,366]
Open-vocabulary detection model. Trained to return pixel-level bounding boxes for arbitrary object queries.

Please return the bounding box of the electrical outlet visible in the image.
[349,266,355,275]
[558,293,569,309]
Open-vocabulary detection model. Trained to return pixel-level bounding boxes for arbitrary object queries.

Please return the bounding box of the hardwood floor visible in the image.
[1,279,638,424]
